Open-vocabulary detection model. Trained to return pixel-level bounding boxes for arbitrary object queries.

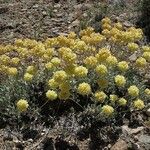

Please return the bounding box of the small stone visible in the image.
[123,21,133,27]
[146,108,150,116]
[129,53,137,61]
[111,139,128,150]
[33,4,39,8]
[139,135,150,144]
[71,19,80,27]
[42,11,47,16]
[54,4,61,8]
[28,139,33,142]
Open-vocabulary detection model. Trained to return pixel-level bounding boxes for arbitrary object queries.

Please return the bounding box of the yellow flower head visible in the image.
[51,57,61,67]
[110,94,118,102]
[142,52,150,61]
[17,99,29,112]
[53,70,68,83]
[95,91,107,102]
[145,88,150,96]
[11,57,20,65]
[118,98,127,106]
[133,99,145,110]
[62,52,77,64]
[101,17,111,24]
[24,73,33,81]
[8,67,18,76]
[136,57,147,68]
[102,23,111,30]
[46,90,57,100]
[127,43,139,52]
[128,85,139,97]
[118,61,129,72]
[142,46,150,52]
[101,105,114,116]
[106,55,118,66]
[26,66,36,74]
[96,48,111,62]
[74,66,88,78]
[45,62,53,70]
[48,78,59,89]
[84,56,98,68]
[95,64,108,76]
[114,22,123,30]
[0,54,10,65]
[115,75,126,87]
[77,82,91,96]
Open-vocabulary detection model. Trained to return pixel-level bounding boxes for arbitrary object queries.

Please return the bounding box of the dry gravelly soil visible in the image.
[0,0,150,150]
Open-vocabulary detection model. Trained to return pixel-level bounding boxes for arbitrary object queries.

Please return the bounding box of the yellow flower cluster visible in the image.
[16,99,29,112]
[77,82,91,96]
[1,17,149,116]
[115,75,126,87]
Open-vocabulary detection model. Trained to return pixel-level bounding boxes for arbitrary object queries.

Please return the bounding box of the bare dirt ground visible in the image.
[0,0,96,44]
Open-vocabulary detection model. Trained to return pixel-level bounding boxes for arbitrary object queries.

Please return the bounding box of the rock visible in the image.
[122,125,144,135]
[123,21,133,27]
[33,4,39,9]
[129,53,137,61]
[146,108,150,116]
[111,139,128,150]
[139,135,150,144]
[42,11,47,16]
[54,4,61,8]
[71,19,80,27]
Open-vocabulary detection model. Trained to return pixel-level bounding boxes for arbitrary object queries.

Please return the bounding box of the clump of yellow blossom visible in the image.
[8,67,18,76]
[127,43,139,52]
[53,70,68,83]
[96,48,111,62]
[133,99,145,110]
[145,88,150,96]
[106,55,118,66]
[48,78,59,89]
[45,62,53,70]
[17,99,29,112]
[26,66,36,75]
[77,82,91,96]
[51,57,61,67]
[95,64,108,76]
[46,90,57,100]
[115,75,126,87]
[136,57,147,68]
[74,66,88,78]
[24,73,33,82]
[94,91,107,102]
[110,94,118,103]
[128,85,139,97]
[118,98,127,106]
[142,46,150,52]
[118,61,129,72]
[142,52,150,62]
[101,105,114,116]
[84,56,98,68]
[11,57,20,66]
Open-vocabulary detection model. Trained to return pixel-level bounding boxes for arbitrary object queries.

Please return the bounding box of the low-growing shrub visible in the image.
[0,17,150,127]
